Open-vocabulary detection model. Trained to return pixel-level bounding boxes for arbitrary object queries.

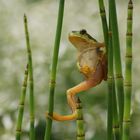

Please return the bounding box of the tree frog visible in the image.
[47,29,107,121]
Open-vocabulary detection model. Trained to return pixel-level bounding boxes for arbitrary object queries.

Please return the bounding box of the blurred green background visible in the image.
[0,0,140,140]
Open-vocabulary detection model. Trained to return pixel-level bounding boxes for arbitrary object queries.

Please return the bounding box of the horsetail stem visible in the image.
[44,0,65,140]
[76,98,85,140]
[98,1,116,139]
[112,76,121,140]
[123,0,133,140]
[107,28,113,140]
[24,14,35,140]
[98,0,108,50]
[108,16,120,140]
[109,0,124,137]
[16,65,28,140]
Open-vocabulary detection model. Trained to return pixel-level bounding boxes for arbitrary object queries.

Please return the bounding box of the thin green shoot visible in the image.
[44,0,65,140]
[24,14,35,140]
[76,97,85,140]
[16,65,28,140]
[123,0,133,140]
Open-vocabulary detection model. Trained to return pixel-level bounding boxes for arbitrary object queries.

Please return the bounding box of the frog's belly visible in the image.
[78,49,99,77]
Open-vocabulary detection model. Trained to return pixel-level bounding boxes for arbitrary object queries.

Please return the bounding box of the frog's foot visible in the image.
[46,111,78,121]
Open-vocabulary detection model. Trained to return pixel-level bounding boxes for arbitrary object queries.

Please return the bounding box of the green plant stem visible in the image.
[24,15,35,140]
[76,98,85,140]
[98,0,108,50]
[109,0,124,136]
[112,81,120,140]
[108,18,120,140]
[44,0,65,140]
[98,1,115,139]
[16,65,28,140]
[123,1,133,140]
[107,28,113,140]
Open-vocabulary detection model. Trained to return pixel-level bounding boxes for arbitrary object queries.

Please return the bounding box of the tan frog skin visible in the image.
[46,29,107,121]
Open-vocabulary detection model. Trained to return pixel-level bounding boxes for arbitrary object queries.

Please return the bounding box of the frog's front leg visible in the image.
[46,78,101,121]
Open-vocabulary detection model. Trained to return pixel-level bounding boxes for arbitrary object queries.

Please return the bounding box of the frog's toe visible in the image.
[46,112,78,121]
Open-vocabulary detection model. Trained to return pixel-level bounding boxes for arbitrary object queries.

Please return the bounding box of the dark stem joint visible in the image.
[49,80,56,86]
[108,31,112,36]
[113,125,119,129]
[77,134,85,137]
[100,9,105,16]
[19,103,24,106]
[27,50,31,54]
[22,83,27,87]
[124,83,132,87]
[16,129,21,132]
[128,4,133,9]
[126,32,132,36]
[77,118,83,120]
[115,74,123,79]
[125,55,132,58]
[123,119,131,123]
[127,17,132,21]
[76,106,82,109]
[25,70,28,75]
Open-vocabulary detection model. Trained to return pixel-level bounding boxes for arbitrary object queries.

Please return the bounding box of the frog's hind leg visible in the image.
[47,79,100,121]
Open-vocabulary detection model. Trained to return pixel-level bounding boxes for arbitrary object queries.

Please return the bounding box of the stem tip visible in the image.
[129,0,133,4]
[24,14,27,22]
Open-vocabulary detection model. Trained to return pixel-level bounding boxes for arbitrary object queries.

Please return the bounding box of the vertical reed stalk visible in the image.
[98,0,108,49]
[16,65,28,140]
[44,0,65,140]
[98,1,114,139]
[112,80,120,140]
[76,98,85,140]
[123,1,133,140]
[24,15,35,140]
[109,18,120,140]
[109,0,124,137]
[107,27,113,140]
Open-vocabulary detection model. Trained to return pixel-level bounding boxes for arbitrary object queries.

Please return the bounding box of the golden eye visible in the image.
[80,29,87,35]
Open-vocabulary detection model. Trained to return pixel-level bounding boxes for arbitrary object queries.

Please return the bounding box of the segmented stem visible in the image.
[109,0,124,136]
[76,98,85,140]
[98,0,108,49]
[107,28,113,140]
[108,18,120,140]
[44,0,65,140]
[24,15,35,140]
[123,1,133,140]
[112,79,120,140]
[16,65,28,140]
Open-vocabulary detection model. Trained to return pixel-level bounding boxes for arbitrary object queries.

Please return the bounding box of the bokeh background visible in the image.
[0,0,140,140]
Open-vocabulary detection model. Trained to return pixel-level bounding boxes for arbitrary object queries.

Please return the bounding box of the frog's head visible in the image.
[68,29,97,51]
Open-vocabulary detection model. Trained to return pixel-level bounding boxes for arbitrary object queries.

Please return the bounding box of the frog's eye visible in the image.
[80,29,87,35]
